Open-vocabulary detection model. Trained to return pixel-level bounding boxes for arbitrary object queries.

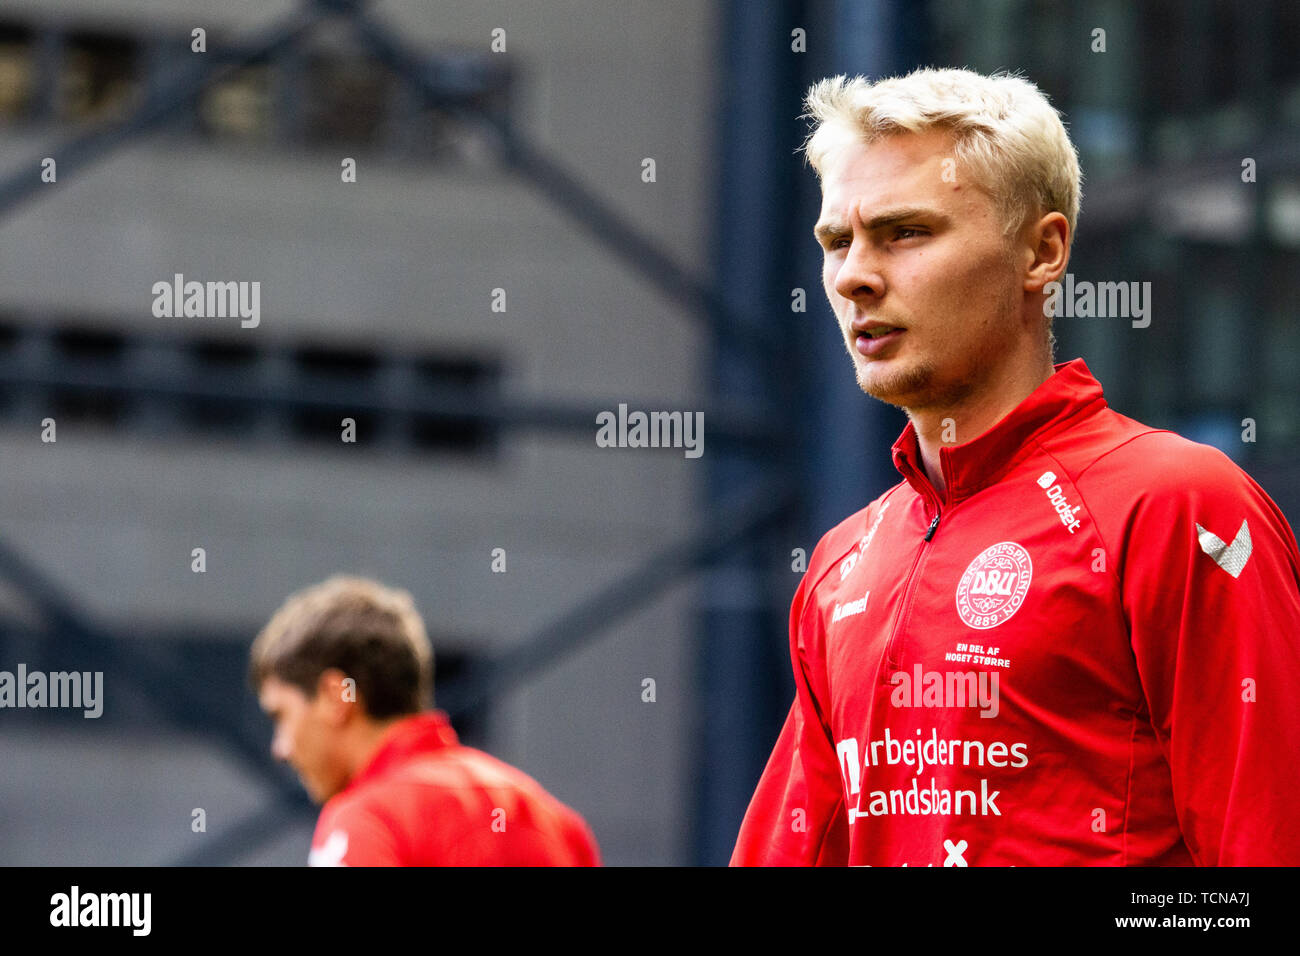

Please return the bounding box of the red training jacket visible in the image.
[732,359,1300,866]
[308,710,600,866]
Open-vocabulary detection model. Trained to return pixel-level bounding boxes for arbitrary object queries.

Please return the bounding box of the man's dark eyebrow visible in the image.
[814,207,944,244]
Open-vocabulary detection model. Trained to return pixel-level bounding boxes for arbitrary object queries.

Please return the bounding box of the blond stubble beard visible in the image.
[856,354,977,412]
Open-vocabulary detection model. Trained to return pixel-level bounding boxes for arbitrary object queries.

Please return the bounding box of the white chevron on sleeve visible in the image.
[1195,519,1252,578]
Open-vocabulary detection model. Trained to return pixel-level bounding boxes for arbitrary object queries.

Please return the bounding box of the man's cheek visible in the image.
[822,264,839,298]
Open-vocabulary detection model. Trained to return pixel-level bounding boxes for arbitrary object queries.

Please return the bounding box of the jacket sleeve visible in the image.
[558,808,602,866]
[731,561,850,866]
[1115,439,1300,865]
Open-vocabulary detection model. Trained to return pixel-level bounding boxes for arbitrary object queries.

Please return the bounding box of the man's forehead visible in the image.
[819,134,952,210]
[815,131,982,237]
[821,127,955,177]
[259,675,300,710]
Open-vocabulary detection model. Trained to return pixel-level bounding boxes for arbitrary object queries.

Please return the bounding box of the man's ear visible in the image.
[315,668,357,726]
[1021,211,1070,293]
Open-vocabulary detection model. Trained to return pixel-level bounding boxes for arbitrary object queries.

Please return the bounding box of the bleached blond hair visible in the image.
[802,67,1081,244]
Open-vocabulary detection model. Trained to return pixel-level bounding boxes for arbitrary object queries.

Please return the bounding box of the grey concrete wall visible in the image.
[0,0,719,865]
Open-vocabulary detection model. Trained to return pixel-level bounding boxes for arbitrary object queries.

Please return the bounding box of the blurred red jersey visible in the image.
[308,711,600,866]
[733,359,1300,866]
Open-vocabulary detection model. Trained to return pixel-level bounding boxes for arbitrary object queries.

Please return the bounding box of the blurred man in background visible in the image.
[732,67,1300,866]
[250,575,600,866]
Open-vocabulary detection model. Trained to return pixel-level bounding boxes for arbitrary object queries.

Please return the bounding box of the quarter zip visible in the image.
[879,484,944,683]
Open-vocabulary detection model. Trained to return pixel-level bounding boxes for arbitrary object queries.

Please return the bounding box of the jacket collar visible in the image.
[347,710,459,791]
[890,358,1107,507]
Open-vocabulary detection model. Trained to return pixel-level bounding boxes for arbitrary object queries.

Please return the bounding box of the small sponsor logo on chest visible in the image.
[1036,471,1083,533]
[840,501,892,581]
[832,590,869,622]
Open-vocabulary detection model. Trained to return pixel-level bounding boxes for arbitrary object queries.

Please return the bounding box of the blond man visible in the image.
[732,67,1300,866]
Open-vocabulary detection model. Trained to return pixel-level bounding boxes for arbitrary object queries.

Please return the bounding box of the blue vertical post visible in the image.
[692,0,805,866]
[693,0,931,865]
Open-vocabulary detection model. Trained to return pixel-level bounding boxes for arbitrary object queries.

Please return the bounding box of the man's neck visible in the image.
[344,714,407,782]
[910,359,1055,499]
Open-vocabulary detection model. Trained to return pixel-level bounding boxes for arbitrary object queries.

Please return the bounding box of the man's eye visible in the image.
[894,227,925,239]
[829,237,850,250]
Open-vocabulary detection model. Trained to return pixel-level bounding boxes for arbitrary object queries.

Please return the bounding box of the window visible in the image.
[59,30,140,124]
[0,22,34,122]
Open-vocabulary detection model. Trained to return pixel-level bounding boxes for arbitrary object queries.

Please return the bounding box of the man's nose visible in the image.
[271,731,291,763]
[833,240,885,301]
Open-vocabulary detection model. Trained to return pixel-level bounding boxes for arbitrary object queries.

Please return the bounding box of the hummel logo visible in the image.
[1196,519,1252,578]
[832,590,869,622]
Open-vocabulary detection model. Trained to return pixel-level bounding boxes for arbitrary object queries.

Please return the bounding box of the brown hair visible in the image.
[249,575,432,718]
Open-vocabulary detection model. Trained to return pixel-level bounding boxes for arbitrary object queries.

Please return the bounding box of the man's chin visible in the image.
[856,360,937,408]
[300,777,332,805]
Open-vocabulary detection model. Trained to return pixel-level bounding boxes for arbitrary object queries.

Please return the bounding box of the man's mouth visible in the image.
[855,326,904,357]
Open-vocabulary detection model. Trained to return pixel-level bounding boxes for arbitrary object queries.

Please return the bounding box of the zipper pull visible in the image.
[924,513,941,542]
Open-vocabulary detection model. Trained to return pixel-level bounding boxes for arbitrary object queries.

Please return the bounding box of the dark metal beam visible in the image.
[342,7,785,372]
[0,1,352,218]
[0,536,307,807]
[0,355,781,450]
[0,0,785,385]
[436,480,798,715]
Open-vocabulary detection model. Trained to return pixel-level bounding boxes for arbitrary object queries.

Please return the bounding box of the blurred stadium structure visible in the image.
[0,0,1296,866]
